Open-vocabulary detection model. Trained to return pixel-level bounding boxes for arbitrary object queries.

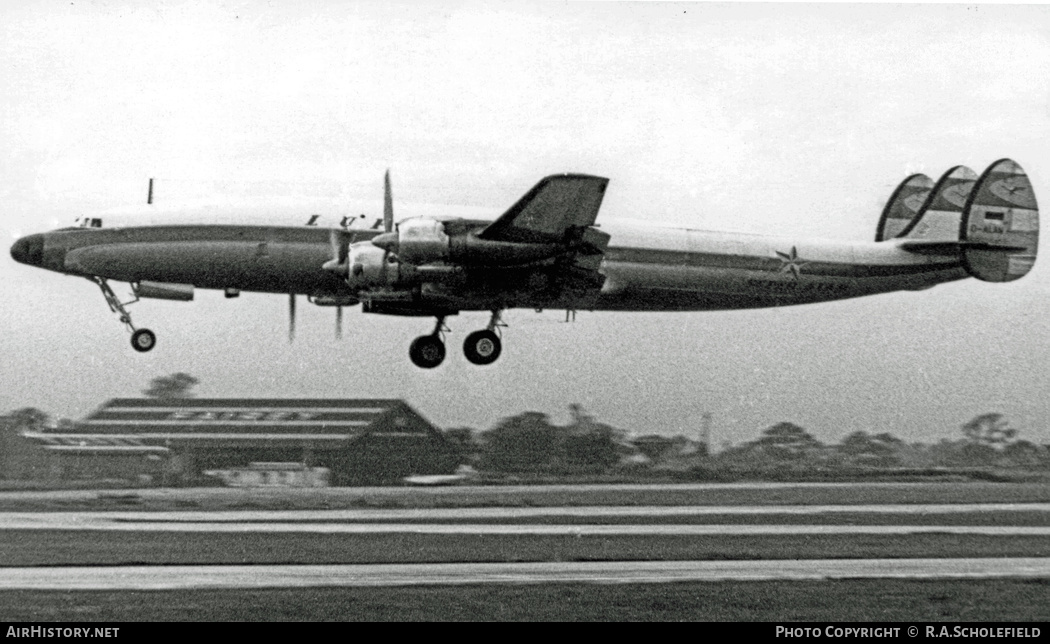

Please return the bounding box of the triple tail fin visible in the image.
[895,159,1039,282]
[960,158,1039,282]
[897,165,978,242]
[876,173,933,241]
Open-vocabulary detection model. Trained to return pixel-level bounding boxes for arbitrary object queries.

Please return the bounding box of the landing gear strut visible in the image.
[463,310,504,366]
[91,277,156,353]
[409,316,448,369]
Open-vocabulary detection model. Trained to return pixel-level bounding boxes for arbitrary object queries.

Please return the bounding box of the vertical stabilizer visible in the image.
[898,166,978,241]
[961,159,1039,282]
[876,173,933,241]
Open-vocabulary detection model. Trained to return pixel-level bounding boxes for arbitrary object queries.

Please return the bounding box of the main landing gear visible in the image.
[91,277,156,353]
[408,310,505,368]
[409,316,448,369]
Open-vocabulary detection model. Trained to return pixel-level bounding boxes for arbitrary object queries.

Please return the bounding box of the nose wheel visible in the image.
[90,277,157,353]
[131,328,157,353]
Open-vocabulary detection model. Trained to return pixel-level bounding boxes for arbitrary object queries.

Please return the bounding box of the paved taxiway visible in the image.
[3,559,1050,590]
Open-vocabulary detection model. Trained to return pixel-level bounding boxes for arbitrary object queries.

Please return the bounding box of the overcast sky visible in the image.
[2,2,1049,447]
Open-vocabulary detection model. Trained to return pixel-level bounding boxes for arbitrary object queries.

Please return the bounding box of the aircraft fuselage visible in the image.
[13,218,968,313]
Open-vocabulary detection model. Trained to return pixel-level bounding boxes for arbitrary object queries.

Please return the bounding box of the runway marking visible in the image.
[0,514,1048,535]
[2,558,1048,590]
[2,503,1049,525]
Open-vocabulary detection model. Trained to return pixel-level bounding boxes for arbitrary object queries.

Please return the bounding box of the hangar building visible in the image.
[22,398,460,485]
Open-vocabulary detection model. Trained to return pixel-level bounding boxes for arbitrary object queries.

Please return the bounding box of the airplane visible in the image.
[9,158,1039,368]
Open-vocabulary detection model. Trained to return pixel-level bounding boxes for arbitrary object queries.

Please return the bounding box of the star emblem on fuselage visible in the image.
[776,246,807,280]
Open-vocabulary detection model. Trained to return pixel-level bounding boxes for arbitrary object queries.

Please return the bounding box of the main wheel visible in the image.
[463,329,502,365]
[409,335,446,369]
[131,328,156,353]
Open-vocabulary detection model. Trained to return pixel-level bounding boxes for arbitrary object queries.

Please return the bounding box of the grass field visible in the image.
[1,580,1048,621]
[1,531,1049,567]
[1,482,1048,621]
[3,481,1050,511]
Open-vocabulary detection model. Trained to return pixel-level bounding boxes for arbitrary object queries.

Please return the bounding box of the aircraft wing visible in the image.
[477,174,609,244]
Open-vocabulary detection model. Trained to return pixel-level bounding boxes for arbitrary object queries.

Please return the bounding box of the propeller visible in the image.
[383,169,393,233]
[371,169,399,258]
[288,294,296,343]
[323,228,351,275]
[336,305,343,339]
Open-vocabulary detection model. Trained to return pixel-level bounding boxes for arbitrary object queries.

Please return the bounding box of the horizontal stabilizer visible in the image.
[898,239,1029,256]
[478,174,609,244]
[876,174,933,241]
[960,158,1039,282]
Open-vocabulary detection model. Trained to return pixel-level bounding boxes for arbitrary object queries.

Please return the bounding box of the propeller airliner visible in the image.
[10,159,1039,368]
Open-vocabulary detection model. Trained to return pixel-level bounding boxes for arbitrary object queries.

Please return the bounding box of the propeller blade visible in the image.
[323,229,350,274]
[288,294,296,343]
[336,305,343,339]
[383,169,393,233]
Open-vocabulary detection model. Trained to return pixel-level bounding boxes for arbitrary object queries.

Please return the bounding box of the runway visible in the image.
[3,502,1049,522]
[2,558,1050,590]
[2,486,1048,603]
[2,505,1049,534]
[3,518,1050,535]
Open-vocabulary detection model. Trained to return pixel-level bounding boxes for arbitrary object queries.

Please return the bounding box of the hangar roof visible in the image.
[25,399,440,451]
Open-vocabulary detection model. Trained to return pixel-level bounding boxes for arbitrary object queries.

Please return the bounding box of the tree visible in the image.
[752,422,821,460]
[962,413,1017,451]
[562,404,626,471]
[143,373,199,399]
[6,407,48,431]
[839,431,904,467]
[479,412,560,472]
[443,427,481,462]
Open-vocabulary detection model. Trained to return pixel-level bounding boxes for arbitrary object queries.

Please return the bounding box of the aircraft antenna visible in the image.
[147,178,154,205]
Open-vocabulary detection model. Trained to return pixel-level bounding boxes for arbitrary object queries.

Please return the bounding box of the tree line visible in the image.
[3,372,1047,478]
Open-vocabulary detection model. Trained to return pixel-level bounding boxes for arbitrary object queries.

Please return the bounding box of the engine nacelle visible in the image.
[347,242,400,288]
[133,281,194,301]
[394,217,450,265]
[372,217,565,267]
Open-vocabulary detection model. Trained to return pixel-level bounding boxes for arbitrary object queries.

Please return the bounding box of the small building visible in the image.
[23,398,461,486]
[204,462,330,487]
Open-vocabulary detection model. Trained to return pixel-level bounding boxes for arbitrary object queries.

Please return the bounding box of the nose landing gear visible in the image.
[91,277,156,353]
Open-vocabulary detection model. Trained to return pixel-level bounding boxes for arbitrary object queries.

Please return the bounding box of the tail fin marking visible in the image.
[898,166,978,242]
[960,158,1039,282]
[876,173,934,241]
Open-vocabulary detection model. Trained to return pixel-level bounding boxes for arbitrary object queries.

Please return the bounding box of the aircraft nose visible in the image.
[10,234,44,266]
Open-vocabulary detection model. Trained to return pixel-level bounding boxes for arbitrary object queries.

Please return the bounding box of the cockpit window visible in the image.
[76,217,103,228]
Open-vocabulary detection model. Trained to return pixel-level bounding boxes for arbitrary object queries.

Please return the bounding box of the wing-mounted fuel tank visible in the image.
[961,158,1039,282]
[132,281,194,301]
[371,217,564,267]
